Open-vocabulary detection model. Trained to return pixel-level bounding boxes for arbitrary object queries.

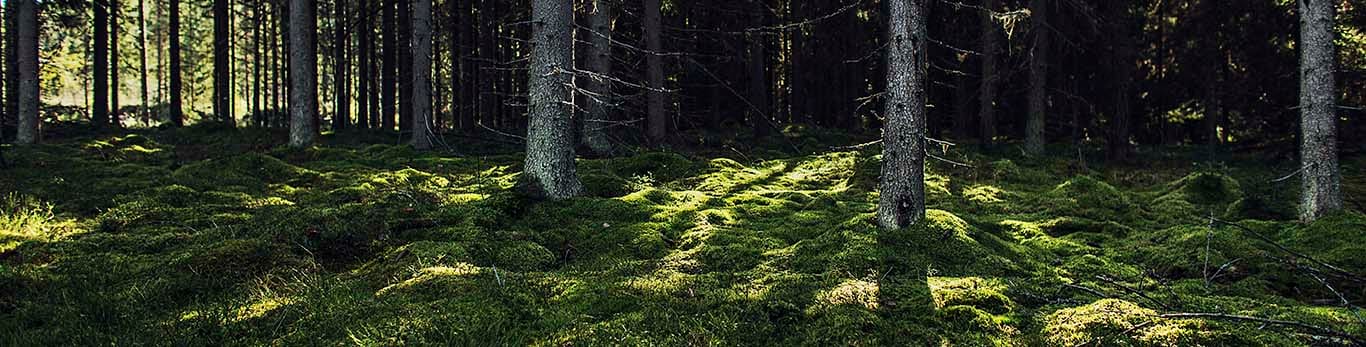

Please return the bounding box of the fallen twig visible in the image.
[1159,312,1364,345]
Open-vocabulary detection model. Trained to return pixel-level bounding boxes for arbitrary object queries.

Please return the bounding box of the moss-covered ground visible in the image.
[2,126,1364,345]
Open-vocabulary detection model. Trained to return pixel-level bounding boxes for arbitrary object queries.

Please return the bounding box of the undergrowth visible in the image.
[0,126,1363,345]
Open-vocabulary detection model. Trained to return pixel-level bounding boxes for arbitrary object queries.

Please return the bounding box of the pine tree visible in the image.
[289,0,318,148]
[1297,0,1341,222]
[522,0,583,199]
[878,0,928,230]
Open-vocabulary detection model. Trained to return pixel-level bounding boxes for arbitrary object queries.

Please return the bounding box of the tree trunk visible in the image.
[580,0,614,156]
[381,0,397,131]
[747,28,771,138]
[94,0,110,127]
[952,55,972,141]
[289,0,318,148]
[6,4,18,139]
[878,0,927,230]
[1024,0,1048,156]
[214,0,231,126]
[523,0,583,200]
[398,0,413,136]
[169,0,183,127]
[643,0,666,143]
[1108,5,1134,161]
[111,0,121,127]
[15,0,37,144]
[410,0,432,150]
[332,0,349,131]
[1297,0,1341,222]
[357,1,371,130]
[138,0,149,125]
[977,0,999,146]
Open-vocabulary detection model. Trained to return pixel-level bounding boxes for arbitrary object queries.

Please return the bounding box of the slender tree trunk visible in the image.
[381,0,397,131]
[1108,5,1134,161]
[878,0,927,230]
[477,0,497,127]
[111,0,122,127]
[977,0,999,146]
[1024,0,1048,156]
[580,0,614,156]
[357,1,370,130]
[6,4,18,138]
[523,0,583,199]
[138,0,149,125]
[747,28,770,138]
[1297,0,1341,222]
[952,55,972,141]
[332,0,348,131]
[289,0,318,147]
[214,0,231,126]
[94,0,110,127]
[15,0,37,144]
[1201,0,1222,150]
[398,0,413,135]
[169,0,183,127]
[643,0,666,143]
[410,0,432,149]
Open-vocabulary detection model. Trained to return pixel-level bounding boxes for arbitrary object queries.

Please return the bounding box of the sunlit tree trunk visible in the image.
[878,0,927,230]
[14,0,37,144]
[523,0,583,199]
[289,0,318,148]
[1297,0,1341,222]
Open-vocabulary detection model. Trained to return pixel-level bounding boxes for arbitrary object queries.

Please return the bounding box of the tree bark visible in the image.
[410,0,432,150]
[878,0,927,230]
[169,0,183,127]
[747,3,771,139]
[643,0,666,143]
[477,0,497,128]
[1108,4,1134,161]
[94,0,110,127]
[523,0,583,200]
[580,0,614,156]
[333,0,349,131]
[357,1,371,129]
[289,0,318,148]
[398,0,413,135]
[14,0,37,144]
[111,0,122,127]
[138,0,149,125]
[5,4,18,139]
[214,0,231,126]
[1297,0,1342,222]
[1024,0,1048,156]
[381,0,397,131]
[977,0,999,146]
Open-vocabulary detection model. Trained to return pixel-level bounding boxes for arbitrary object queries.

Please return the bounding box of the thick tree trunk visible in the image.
[977,0,999,146]
[643,0,666,143]
[381,0,397,131]
[94,0,110,127]
[1024,0,1048,156]
[333,0,349,131]
[410,0,432,150]
[1297,0,1341,222]
[523,0,583,200]
[398,0,413,135]
[357,1,371,130]
[878,0,927,230]
[15,0,37,144]
[214,0,231,126]
[580,0,614,156]
[169,0,183,127]
[289,0,318,148]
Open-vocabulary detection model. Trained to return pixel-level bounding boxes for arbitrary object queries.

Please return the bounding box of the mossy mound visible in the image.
[172,153,320,192]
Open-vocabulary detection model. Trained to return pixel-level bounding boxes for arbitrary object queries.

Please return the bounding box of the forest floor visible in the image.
[2,124,1365,345]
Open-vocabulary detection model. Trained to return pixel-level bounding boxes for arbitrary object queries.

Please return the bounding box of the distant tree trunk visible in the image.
[357,1,371,130]
[1108,5,1134,161]
[289,0,318,148]
[138,0,149,125]
[1201,0,1222,150]
[410,0,433,150]
[1297,0,1341,222]
[6,4,18,138]
[14,0,37,144]
[169,0,183,127]
[332,0,349,131]
[580,0,614,156]
[1024,0,1048,156]
[398,0,413,135]
[252,2,262,126]
[522,0,583,199]
[877,0,927,230]
[977,0,999,146]
[477,0,497,127]
[214,0,231,126]
[381,0,397,131]
[747,2,771,139]
[111,0,122,127]
[952,55,973,141]
[94,0,110,127]
[643,0,666,143]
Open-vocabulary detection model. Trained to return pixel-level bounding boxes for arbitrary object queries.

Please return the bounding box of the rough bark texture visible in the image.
[94,0,110,127]
[169,0,183,127]
[289,0,318,148]
[643,0,666,143]
[580,0,614,156]
[523,0,583,200]
[977,0,999,146]
[877,0,927,230]
[15,0,37,144]
[1024,0,1048,156]
[381,0,397,131]
[410,0,433,150]
[214,0,231,125]
[1297,0,1342,222]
